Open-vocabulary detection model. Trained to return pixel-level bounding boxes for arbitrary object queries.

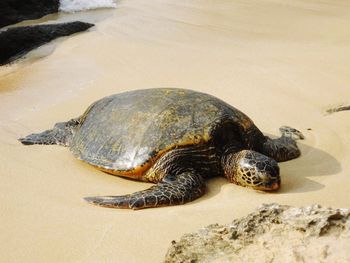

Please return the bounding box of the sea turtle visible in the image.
[19,88,304,209]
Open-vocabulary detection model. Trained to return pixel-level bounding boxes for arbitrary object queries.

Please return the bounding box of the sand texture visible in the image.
[165,204,350,263]
[1,0,350,262]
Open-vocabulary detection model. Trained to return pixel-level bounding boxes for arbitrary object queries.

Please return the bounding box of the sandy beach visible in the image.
[1,0,350,262]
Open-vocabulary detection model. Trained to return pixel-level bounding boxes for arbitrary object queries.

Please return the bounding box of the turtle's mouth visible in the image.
[252,180,281,191]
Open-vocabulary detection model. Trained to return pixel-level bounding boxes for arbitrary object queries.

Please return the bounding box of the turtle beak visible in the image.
[270,181,280,190]
[252,179,280,191]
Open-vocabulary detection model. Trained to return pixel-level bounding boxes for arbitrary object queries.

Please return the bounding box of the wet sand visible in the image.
[1,1,350,262]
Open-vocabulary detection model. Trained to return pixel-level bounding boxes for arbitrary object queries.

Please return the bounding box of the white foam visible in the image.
[59,0,117,13]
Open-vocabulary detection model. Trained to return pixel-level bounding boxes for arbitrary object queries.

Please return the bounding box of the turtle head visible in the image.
[223,150,280,191]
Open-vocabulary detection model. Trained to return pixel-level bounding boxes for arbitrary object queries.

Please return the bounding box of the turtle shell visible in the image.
[70,88,255,178]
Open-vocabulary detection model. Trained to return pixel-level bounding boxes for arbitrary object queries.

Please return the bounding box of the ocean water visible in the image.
[59,0,117,12]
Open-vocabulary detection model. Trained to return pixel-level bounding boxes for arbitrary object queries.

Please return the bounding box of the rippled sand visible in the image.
[1,1,350,262]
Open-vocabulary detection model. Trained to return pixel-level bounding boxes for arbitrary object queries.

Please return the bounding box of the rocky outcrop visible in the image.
[0,0,59,28]
[0,1,95,66]
[0,22,94,65]
[165,204,350,263]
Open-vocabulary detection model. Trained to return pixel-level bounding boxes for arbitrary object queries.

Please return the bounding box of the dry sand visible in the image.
[1,0,350,262]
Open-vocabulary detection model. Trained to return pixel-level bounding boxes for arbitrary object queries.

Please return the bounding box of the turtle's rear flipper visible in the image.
[19,118,80,146]
[84,171,206,210]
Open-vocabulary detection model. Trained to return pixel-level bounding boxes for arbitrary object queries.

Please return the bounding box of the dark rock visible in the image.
[0,21,94,65]
[326,105,350,114]
[0,0,60,28]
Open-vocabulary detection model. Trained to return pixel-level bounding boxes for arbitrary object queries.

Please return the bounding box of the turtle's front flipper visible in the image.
[260,126,304,162]
[84,171,206,210]
[19,118,80,146]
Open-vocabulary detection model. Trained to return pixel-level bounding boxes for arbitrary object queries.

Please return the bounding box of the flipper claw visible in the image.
[279,126,305,140]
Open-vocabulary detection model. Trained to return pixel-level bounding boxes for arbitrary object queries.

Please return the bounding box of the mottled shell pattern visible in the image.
[70,88,255,178]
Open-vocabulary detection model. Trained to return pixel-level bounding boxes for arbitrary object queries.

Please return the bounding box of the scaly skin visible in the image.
[84,171,206,209]
[19,118,80,146]
[223,150,280,190]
